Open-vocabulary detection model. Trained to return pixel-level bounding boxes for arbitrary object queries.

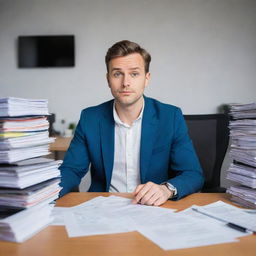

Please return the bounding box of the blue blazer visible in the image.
[59,96,204,199]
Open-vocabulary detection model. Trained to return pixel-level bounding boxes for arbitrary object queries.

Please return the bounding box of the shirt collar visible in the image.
[113,99,145,127]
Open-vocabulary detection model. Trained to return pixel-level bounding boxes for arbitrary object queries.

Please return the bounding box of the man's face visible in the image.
[107,53,150,108]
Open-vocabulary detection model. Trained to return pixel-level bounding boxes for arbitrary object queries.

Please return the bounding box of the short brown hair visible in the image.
[105,40,151,73]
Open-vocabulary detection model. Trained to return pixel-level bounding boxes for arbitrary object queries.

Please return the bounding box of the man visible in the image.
[59,40,204,206]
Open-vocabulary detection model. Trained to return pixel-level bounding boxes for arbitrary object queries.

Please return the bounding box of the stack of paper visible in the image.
[0,97,61,243]
[0,97,49,117]
[227,185,256,209]
[0,145,50,163]
[0,131,54,150]
[226,103,256,208]
[0,178,61,208]
[229,103,256,119]
[0,114,54,164]
[0,203,54,243]
[0,116,49,132]
[0,157,62,189]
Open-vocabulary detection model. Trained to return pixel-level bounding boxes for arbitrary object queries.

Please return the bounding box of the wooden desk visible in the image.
[0,193,255,256]
[50,136,72,151]
[49,136,72,159]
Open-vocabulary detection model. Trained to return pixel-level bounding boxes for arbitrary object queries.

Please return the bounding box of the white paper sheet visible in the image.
[62,195,176,237]
[137,215,239,250]
[192,201,256,232]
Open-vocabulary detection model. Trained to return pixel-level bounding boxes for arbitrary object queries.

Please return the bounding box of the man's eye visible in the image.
[113,72,122,77]
[131,73,139,77]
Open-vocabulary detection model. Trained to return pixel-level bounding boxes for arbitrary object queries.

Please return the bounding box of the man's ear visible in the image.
[106,73,110,88]
[145,72,151,87]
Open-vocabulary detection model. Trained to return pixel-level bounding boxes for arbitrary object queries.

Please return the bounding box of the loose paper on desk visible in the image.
[192,201,256,232]
[50,207,69,226]
[54,195,252,251]
[62,195,176,237]
[137,208,249,251]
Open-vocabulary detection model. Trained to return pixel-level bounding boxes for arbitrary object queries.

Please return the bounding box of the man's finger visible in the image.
[133,184,143,196]
[131,184,144,204]
[132,182,153,204]
[139,188,157,205]
[141,190,160,205]
[152,197,165,206]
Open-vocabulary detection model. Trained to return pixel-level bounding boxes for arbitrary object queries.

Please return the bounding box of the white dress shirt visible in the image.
[109,101,144,193]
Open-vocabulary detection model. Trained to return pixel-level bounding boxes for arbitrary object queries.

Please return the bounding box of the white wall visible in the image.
[0,0,255,188]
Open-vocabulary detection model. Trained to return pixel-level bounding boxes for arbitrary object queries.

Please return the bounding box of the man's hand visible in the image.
[132,182,173,206]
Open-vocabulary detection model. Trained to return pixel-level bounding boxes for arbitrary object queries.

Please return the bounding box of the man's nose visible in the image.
[122,74,130,87]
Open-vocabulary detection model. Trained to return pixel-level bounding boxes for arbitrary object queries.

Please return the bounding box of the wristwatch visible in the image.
[162,182,177,198]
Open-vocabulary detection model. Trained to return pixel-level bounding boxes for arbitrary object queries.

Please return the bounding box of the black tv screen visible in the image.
[18,35,75,68]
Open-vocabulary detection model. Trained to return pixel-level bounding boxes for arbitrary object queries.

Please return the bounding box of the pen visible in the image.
[192,207,252,234]
[226,223,248,233]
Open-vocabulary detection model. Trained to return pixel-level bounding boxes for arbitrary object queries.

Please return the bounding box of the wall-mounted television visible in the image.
[18,35,75,68]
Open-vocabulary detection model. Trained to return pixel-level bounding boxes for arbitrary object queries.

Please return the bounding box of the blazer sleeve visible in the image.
[59,110,90,197]
[167,108,204,199]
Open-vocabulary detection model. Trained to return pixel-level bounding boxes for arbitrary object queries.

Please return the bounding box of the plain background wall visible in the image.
[0,0,255,189]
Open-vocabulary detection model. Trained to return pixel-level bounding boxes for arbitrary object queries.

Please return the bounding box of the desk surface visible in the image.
[0,193,255,256]
[49,136,72,152]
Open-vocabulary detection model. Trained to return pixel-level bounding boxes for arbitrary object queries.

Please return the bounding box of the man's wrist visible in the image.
[161,184,174,198]
[162,182,177,199]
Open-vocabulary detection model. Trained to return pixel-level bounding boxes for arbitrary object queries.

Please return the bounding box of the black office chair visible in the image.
[184,114,229,193]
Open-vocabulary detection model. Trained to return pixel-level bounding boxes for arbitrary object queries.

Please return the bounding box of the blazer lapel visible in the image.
[100,101,115,191]
[140,97,158,183]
